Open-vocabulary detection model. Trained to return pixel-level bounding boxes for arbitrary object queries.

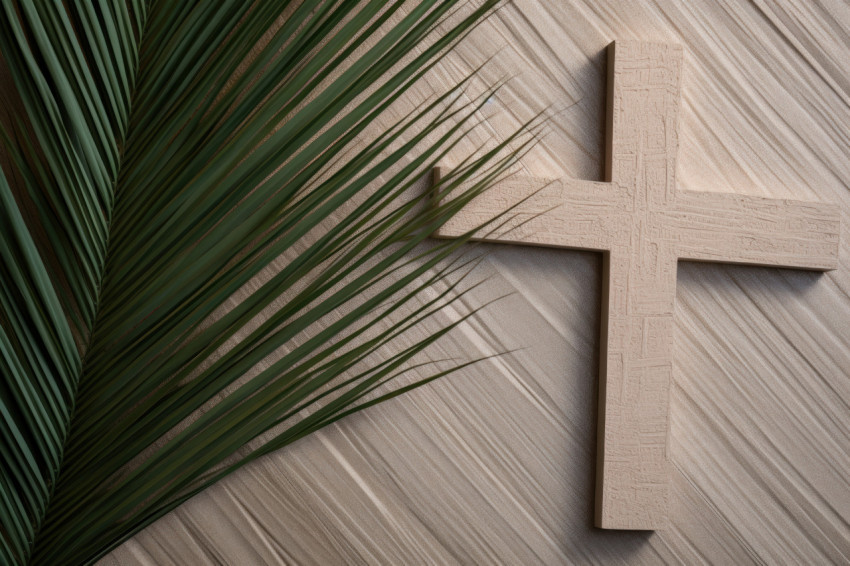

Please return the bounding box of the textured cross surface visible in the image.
[433,40,840,530]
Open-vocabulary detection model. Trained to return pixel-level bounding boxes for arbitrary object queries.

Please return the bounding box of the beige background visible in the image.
[101,1,850,564]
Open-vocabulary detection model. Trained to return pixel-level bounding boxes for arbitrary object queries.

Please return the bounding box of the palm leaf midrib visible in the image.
[24,0,300,554]
[26,5,151,556]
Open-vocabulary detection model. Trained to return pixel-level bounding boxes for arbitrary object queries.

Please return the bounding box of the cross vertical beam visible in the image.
[595,41,682,529]
[431,40,839,530]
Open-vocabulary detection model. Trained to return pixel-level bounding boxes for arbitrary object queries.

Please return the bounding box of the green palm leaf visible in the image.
[0,1,535,563]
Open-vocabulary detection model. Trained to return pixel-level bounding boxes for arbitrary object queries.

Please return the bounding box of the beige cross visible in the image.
[433,40,840,530]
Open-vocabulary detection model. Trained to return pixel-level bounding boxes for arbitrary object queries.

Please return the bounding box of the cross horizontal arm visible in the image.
[668,191,840,271]
[433,169,629,251]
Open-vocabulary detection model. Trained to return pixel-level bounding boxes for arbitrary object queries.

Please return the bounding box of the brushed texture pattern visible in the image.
[100,0,850,563]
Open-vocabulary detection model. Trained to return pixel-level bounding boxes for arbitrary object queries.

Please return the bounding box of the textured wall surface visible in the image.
[101,1,850,564]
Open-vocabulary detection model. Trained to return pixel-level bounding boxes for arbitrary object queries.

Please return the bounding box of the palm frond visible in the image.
[0,1,535,563]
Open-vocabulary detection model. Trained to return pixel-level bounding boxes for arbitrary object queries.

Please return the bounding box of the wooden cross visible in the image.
[432,40,840,530]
